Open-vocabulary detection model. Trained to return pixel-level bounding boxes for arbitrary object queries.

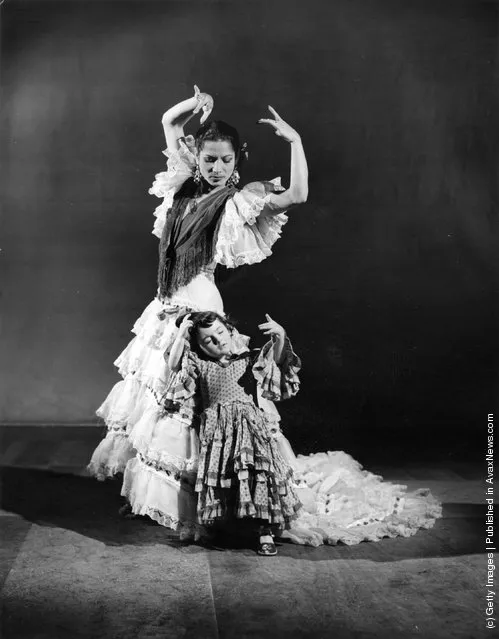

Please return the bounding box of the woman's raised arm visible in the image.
[258,106,309,212]
[162,85,214,151]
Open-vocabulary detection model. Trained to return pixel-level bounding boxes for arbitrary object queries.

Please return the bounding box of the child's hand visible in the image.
[178,314,193,337]
[258,314,286,340]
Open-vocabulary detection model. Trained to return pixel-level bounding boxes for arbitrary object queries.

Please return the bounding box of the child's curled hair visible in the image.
[175,311,236,355]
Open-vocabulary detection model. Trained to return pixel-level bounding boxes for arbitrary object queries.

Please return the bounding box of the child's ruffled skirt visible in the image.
[195,402,302,527]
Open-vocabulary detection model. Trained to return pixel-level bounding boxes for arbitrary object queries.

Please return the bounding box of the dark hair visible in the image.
[175,311,236,355]
[195,120,241,161]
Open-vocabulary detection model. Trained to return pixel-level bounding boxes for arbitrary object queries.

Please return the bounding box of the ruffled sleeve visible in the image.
[148,136,197,239]
[252,337,301,401]
[162,343,199,404]
[214,178,289,268]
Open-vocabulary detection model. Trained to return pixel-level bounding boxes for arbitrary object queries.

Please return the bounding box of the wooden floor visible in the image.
[0,426,488,639]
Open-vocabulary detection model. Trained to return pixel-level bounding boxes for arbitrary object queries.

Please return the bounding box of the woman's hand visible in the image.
[193,85,214,124]
[258,106,301,144]
[257,105,308,212]
[162,85,213,149]
[258,314,286,340]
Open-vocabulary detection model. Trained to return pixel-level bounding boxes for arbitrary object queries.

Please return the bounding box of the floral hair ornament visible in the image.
[236,142,249,175]
[240,142,249,162]
[183,135,196,150]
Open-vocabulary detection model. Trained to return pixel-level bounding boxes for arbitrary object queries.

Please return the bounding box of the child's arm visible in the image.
[167,315,194,372]
[258,314,287,365]
[254,313,301,402]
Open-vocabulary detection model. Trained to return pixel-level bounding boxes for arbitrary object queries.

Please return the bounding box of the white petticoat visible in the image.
[88,276,221,481]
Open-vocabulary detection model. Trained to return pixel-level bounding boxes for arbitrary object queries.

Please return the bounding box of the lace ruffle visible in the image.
[141,508,206,542]
[87,429,136,480]
[233,178,285,225]
[121,456,201,534]
[214,179,288,268]
[281,488,442,547]
[96,377,151,431]
[279,450,443,546]
[112,301,196,392]
[130,298,183,350]
[128,406,199,474]
[151,190,175,239]
[149,138,196,237]
[148,138,196,199]
[114,339,170,394]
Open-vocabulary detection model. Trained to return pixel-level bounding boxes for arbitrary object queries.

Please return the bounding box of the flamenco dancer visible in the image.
[88,86,441,546]
[88,85,308,539]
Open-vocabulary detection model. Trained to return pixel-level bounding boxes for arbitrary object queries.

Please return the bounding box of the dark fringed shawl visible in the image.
[158,178,237,298]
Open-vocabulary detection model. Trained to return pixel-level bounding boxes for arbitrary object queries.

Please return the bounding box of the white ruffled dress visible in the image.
[88,139,442,545]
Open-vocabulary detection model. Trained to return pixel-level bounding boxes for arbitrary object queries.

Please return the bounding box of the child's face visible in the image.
[196,319,232,359]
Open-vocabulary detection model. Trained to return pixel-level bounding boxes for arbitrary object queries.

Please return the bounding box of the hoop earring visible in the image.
[227,169,240,187]
[193,164,202,184]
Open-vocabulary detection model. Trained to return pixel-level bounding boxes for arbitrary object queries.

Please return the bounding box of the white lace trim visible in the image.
[131,437,199,474]
[281,488,442,546]
[214,188,288,269]
[149,140,196,199]
[232,178,285,224]
[149,140,196,237]
[137,507,207,541]
[121,456,203,536]
[151,190,175,239]
[87,429,135,480]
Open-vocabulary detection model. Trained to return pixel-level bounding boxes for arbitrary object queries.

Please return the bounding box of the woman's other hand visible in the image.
[258,106,301,144]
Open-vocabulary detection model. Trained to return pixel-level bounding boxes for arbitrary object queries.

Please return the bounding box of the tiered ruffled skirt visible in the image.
[196,403,301,526]
[88,276,223,537]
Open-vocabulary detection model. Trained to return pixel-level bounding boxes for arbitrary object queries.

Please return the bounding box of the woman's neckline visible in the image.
[194,185,226,204]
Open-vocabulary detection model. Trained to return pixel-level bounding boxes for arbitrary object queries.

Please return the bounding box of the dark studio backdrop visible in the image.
[1,0,497,456]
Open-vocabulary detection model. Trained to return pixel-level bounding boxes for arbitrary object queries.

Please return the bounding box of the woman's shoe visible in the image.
[118,503,140,519]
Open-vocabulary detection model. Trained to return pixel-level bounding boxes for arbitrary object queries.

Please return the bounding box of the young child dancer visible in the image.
[162,311,302,555]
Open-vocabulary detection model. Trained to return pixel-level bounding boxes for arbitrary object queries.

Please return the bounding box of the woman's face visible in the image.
[197,139,236,188]
[196,319,232,359]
